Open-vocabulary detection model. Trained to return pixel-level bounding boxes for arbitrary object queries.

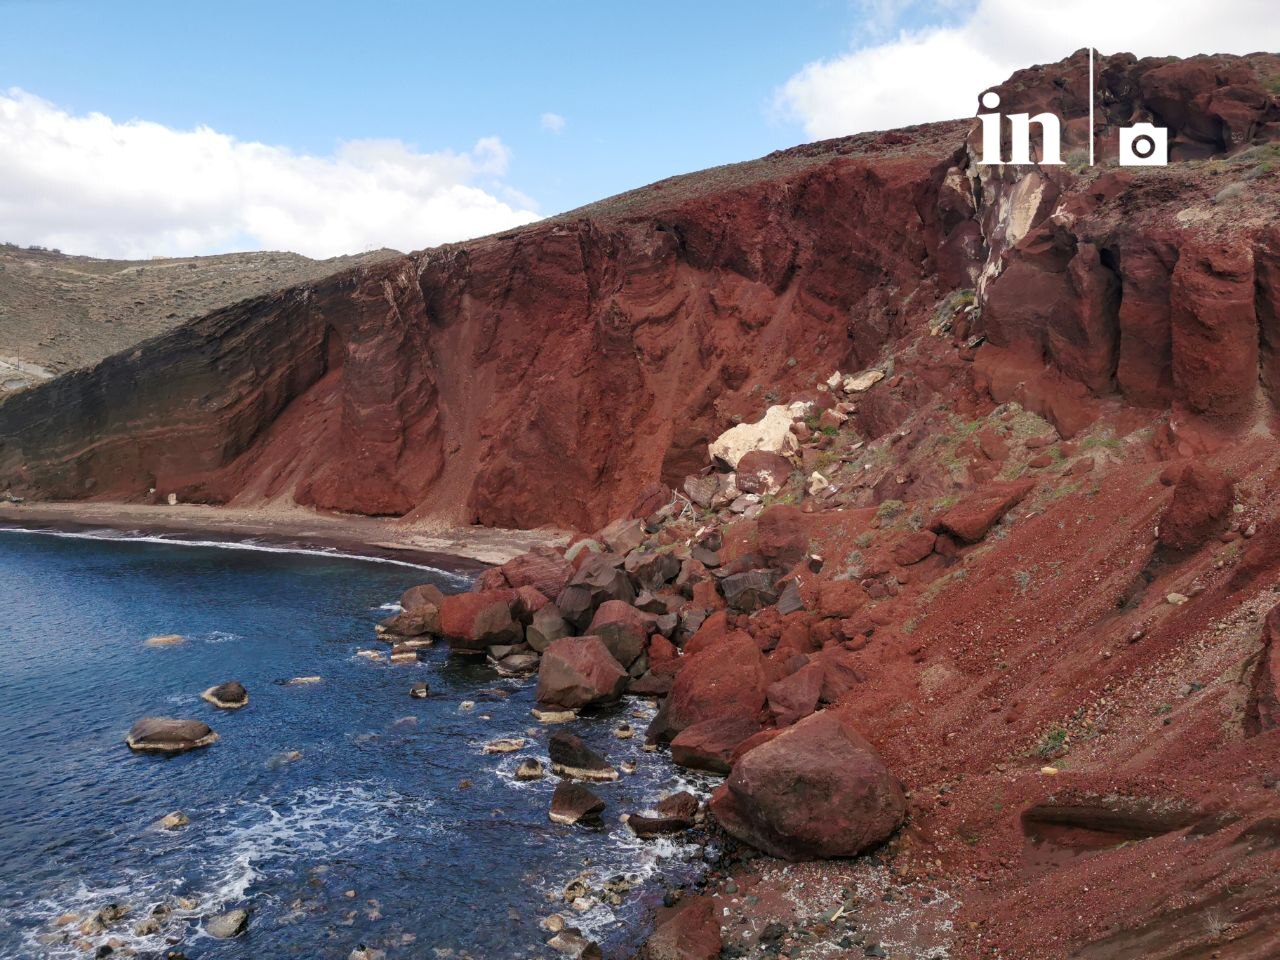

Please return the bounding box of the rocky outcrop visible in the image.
[125,717,218,754]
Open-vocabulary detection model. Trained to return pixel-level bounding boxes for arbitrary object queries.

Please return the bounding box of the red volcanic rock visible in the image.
[816,579,868,619]
[683,611,732,657]
[379,604,439,637]
[710,708,905,859]
[735,450,793,496]
[438,589,520,651]
[757,505,809,570]
[558,554,636,628]
[536,636,628,710]
[641,894,721,960]
[892,530,937,566]
[1247,603,1280,736]
[670,715,763,774]
[664,633,768,739]
[510,585,549,620]
[525,603,569,652]
[629,482,672,519]
[587,599,651,667]
[493,547,574,601]
[934,480,1034,543]
[1159,463,1234,551]
[1170,243,1258,419]
[400,583,445,612]
[766,660,824,726]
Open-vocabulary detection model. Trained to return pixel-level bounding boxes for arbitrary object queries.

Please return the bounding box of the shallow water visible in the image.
[0,532,709,958]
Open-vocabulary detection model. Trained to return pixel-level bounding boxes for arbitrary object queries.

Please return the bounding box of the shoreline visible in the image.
[0,500,568,573]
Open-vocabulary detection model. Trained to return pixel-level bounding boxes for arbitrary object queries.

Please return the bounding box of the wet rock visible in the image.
[549,782,606,825]
[409,681,430,698]
[399,582,445,612]
[710,708,905,859]
[933,479,1034,543]
[537,636,628,710]
[378,604,439,637]
[548,928,603,959]
[495,652,541,675]
[548,730,617,781]
[526,603,570,652]
[157,811,189,831]
[125,717,218,754]
[349,945,386,960]
[532,707,579,724]
[671,715,763,774]
[515,758,546,780]
[389,644,420,663]
[205,908,250,938]
[1159,462,1234,551]
[587,599,651,666]
[483,737,527,754]
[81,903,129,935]
[657,791,700,821]
[284,675,322,686]
[625,811,693,837]
[200,681,247,710]
[641,894,721,960]
[438,588,521,651]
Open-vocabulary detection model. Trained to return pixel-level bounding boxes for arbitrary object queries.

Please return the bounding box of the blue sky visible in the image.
[0,0,1274,258]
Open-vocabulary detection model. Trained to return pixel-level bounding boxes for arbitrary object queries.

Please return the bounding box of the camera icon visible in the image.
[1119,123,1168,166]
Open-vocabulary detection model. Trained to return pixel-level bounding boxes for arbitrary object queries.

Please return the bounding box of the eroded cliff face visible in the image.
[1,50,1278,532]
[0,122,966,528]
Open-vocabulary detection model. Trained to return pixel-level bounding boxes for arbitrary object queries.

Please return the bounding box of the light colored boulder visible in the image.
[843,369,884,393]
[708,405,801,469]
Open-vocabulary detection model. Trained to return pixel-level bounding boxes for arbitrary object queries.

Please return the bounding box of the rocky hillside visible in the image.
[3,48,1280,959]
[0,244,399,393]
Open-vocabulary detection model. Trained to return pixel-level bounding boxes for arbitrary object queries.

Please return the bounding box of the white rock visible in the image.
[707,405,799,469]
[825,371,843,389]
[807,471,830,495]
[843,369,885,393]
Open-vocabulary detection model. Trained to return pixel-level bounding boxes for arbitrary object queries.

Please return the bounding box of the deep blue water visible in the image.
[0,531,707,959]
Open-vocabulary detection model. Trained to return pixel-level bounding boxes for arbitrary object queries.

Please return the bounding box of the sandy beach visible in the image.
[0,500,567,571]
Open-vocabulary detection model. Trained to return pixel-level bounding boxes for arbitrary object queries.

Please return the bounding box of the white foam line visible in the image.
[0,525,472,581]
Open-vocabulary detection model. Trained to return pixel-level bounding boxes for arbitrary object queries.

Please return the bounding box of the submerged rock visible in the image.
[483,738,527,754]
[200,680,248,710]
[549,782,605,826]
[125,717,218,754]
[156,811,189,831]
[144,634,184,647]
[514,757,546,780]
[409,681,430,698]
[205,907,250,938]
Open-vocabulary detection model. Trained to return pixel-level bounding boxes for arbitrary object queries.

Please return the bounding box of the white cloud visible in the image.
[540,111,567,133]
[0,89,541,259]
[776,0,1280,140]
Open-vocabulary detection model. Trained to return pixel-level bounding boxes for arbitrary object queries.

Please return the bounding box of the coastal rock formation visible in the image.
[200,680,248,709]
[709,709,905,859]
[549,782,605,825]
[125,717,218,754]
[536,636,628,709]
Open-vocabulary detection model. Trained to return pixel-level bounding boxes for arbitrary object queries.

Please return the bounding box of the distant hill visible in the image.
[0,244,400,392]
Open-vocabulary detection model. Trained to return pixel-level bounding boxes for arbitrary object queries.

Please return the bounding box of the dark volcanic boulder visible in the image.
[721,570,779,612]
[641,895,721,960]
[549,782,605,825]
[586,600,650,666]
[625,550,682,592]
[400,582,445,612]
[709,708,905,859]
[201,680,248,710]
[548,730,617,780]
[526,603,570,652]
[438,589,520,651]
[1159,462,1234,551]
[557,554,635,628]
[125,717,218,754]
[536,636,628,710]
[670,715,763,774]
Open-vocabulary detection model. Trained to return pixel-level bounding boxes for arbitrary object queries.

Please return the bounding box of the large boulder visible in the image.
[400,583,445,612]
[766,660,823,726]
[548,730,617,781]
[201,681,248,710]
[933,479,1034,543]
[557,554,635,628]
[641,895,722,960]
[536,637,628,710]
[663,633,768,739]
[708,405,800,469]
[1159,463,1234,551]
[735,450,793,496]
[587,600,651,667]
[549,782,605,825]
[379,604,439,637]
[495,547,574,600]
[670,715,762,774]
[438,589,520,651]
[710,709,905,859]
[125,717,218,754]
[526,603,570,652]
